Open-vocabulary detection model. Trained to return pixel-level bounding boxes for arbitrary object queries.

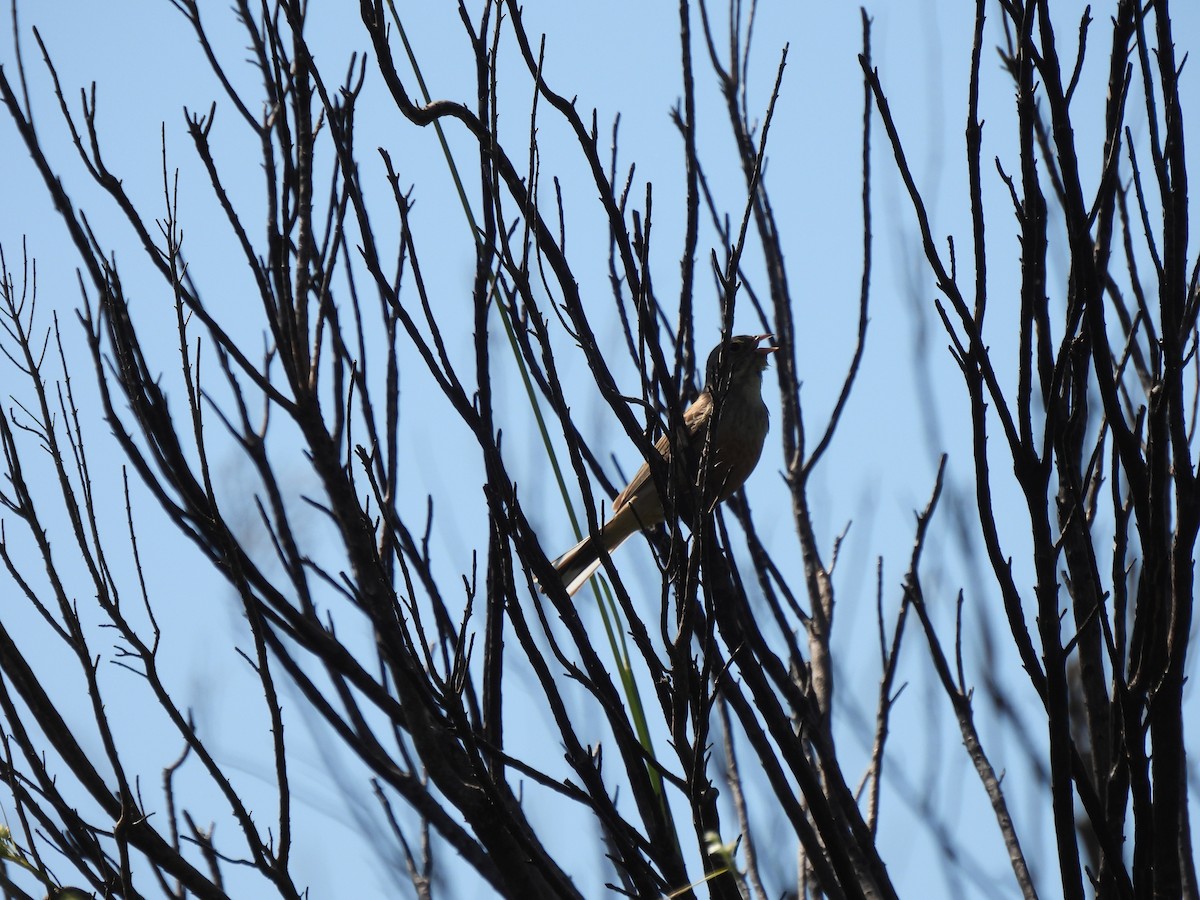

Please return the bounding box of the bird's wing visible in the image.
[611,391,714,514]
[682,390,715,433]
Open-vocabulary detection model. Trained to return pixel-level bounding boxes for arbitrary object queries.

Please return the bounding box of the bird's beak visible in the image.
[752,334,778,356]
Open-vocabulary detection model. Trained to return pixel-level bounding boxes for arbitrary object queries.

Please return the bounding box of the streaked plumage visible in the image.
[551,334,776,596]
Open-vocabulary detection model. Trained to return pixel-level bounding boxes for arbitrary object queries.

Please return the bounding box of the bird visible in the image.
[550,334,777,597]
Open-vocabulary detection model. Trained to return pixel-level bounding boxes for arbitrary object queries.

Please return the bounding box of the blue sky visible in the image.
[1,2,1198,898]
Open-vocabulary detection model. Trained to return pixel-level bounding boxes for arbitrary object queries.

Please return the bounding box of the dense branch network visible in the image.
[0,1,1194,899]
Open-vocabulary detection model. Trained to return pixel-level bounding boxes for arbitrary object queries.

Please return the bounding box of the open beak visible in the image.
[752,334,778,356]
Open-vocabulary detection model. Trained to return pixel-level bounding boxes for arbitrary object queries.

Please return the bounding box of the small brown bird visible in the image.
[551,334,777,596]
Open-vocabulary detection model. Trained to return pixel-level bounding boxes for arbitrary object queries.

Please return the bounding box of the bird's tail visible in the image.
[550,513,640,596]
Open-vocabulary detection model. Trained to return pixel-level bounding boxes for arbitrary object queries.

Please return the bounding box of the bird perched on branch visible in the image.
[550,334,777,596]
